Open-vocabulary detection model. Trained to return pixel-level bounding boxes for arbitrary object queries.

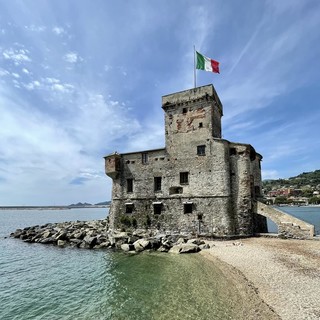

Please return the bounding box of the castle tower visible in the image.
[162,85,223,156]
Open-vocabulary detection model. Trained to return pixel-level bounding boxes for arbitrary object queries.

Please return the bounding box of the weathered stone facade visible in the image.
[105,85,267,236]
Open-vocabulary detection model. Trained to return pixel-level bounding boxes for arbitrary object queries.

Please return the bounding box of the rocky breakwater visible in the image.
[10,220,111,249]
[10,220,211,254]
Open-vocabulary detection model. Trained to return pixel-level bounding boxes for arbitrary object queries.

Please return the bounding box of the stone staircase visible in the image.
[254,201,315,239]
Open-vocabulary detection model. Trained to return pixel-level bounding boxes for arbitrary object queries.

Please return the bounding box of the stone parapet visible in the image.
[255,201,315,239]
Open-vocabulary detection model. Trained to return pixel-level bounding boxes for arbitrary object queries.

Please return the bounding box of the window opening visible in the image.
[184,203,193,214]
[142,153,148,164]
[199,122,203,128]
[182,107,187,114]
[125,204,134,214]
[153,203,162,215]
[154,177,162,192]
[230,148,236,156]
[127,178,133,193]
[197,145,206,156]
[180,172,189,184]
[169,186,183,195]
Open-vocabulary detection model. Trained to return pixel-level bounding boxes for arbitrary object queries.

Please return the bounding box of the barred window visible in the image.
[197,145,206,156]
[180,172,189,184]
[142,153,148,164]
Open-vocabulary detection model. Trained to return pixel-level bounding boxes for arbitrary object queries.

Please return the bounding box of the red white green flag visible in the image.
[196,51,220,74]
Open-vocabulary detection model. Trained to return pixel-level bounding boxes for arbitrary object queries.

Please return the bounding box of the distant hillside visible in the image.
[94,201,111,206]
[68,202,92,207]
[263,170,320,191]
[68,201,110,207]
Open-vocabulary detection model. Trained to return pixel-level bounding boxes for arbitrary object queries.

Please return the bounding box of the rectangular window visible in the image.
[230,148,236,156]
[153,203,162,215]
[184,203,193,214]
[125,204,134,214]
[180,172,189,184]
[154,177,162,192]
[142,153,148,164]
[197,145,206,156]
[127,178,133,193]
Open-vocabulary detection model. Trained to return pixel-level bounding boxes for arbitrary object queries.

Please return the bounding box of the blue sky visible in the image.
[0,0,319,205]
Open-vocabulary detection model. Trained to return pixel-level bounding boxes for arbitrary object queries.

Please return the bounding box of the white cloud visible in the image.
[24,80,41,90]
[0,68,10,76]
[63,52,82,63]
[51,83,74,93]
[24,25,46,32]
[2,48,31,65]
[22,68,30,74]
[45,77,60,84]
[52,26,65,35]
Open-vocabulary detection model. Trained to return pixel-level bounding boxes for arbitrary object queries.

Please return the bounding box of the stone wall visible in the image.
[255,201,315,239]
[105,85,265,236]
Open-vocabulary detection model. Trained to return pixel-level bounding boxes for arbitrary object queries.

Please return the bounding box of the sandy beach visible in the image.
[201,237,320,320]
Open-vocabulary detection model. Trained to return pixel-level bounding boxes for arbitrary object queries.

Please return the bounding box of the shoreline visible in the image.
[200,250,280,319]
[200,238,320,320]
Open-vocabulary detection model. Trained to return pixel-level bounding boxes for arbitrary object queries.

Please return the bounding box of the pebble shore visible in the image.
[202,237,320,320]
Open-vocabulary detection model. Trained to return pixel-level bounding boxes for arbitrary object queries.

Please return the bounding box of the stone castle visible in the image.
[105,84,267,236]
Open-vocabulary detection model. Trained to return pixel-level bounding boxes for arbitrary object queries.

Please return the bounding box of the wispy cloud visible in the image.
[63,52,82,63]
[52,26,65,35]
[2,48,31,65]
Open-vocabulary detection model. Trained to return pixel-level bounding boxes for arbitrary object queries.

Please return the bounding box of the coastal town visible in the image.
[263,170,320,205]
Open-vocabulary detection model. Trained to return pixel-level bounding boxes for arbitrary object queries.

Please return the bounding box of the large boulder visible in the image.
[39,237,57,244]
[133,239,151,252]
[187,239,205,246]
[83,235,97,247]
[121,243,134,252]
[169,243,200,254]
[42,230,52,239]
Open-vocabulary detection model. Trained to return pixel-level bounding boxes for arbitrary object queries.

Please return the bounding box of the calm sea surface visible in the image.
[0,208,259,320]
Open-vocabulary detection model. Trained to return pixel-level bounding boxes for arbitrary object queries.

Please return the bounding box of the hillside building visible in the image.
[104,85,267,236]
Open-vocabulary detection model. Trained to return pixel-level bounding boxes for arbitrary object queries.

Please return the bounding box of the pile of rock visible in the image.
[10,220,111,249]
[114,231,211,254]
[10,221,211,254]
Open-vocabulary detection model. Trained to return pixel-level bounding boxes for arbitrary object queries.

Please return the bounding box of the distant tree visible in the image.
[309,197,320,205]
[274,196,288,205]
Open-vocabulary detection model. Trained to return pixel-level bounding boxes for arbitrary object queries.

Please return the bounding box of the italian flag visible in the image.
[196,51,220,74]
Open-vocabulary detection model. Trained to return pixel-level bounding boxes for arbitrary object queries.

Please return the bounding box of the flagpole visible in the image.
[193,45,196,88]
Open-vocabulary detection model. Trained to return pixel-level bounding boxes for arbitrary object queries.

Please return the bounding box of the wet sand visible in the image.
[201,237,320,320]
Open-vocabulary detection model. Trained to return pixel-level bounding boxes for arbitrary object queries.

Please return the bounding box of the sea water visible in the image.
[1,207,318,319]
[0,208,249,320]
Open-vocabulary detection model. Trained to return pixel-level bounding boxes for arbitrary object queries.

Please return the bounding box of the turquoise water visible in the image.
[267,206,320,234]
[0,208,253,320]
